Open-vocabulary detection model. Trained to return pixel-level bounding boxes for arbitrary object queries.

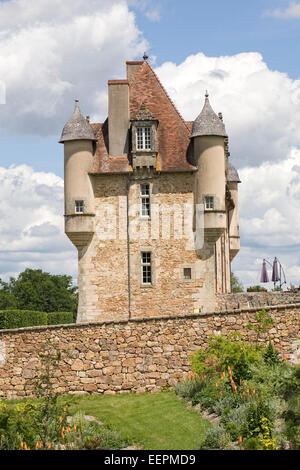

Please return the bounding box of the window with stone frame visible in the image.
[136,126,151,150]
[75,200,84,213]
[204,196,214,210]
[140,183,150,217]
[183,267,192,280]
[141,252,152,285]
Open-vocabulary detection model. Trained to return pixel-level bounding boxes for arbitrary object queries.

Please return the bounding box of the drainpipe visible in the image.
[126,178,132,319]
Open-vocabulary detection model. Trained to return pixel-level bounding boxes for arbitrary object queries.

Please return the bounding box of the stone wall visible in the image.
[0,304,299,400]
[217,291,300,311]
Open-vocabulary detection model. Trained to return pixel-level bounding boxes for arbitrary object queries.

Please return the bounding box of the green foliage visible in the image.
[0,400,40,449]
[69,412,128,450]
[247,285,267,292]
[241,399,273,439]
[191,333,264,382]
[231,272,244,292]
[47,312,74,325]
[0,309,48,329]
[263,339,281,366]
[243,436,260,450]
[200,424,232,450]
[0,269,78,313]
[247,308,274,346]
[174,377,205,399]
[278,366,300,449]
[221,403,250,441]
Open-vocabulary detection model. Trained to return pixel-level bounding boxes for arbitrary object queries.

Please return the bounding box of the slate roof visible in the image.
[227,162,241,183]
[59,101,97,143]
[191,92,227,138]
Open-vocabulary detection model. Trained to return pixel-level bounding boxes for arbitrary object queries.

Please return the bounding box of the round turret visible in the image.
[60,100,96,250]
[227,163,241,260]
[192,92,227,245]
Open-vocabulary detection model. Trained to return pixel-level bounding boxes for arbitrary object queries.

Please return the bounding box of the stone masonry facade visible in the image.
[0,303,299,400]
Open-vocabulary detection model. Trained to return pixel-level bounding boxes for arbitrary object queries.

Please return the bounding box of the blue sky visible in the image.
[1,0,300,289]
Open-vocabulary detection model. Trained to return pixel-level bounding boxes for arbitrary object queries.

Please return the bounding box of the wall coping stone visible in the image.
[0,302,299,335]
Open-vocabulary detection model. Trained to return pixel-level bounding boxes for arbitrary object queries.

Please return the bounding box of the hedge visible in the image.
[0,309,48,329]
[47,312,74,325]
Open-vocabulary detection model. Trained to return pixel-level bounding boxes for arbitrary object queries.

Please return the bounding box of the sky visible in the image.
[1,0,300,290]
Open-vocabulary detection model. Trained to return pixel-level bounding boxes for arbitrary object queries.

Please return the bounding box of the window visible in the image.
[75,200,84,213]
[183,267,192,280]
[205,196,214,210]
[137,127,151,150]
[141,252,152,284]
[140,184,150,217]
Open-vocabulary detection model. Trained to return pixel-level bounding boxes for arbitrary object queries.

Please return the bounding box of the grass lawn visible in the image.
[67,390,210,450]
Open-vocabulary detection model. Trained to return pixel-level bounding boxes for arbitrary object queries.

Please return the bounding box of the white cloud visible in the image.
[231,148,300,288]
[263,2,300,19]
[0,164,77,280]
[153,53,300,289]
[0,0,147,135]
[154,52,300,168]
[128,0,161,22]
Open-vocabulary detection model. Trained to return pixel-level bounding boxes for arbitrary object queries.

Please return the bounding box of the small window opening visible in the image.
[183,267,192,280]
[75,200,84,213]
[205,196,214,210]
[140,184,150,217]
[141,252,152,284]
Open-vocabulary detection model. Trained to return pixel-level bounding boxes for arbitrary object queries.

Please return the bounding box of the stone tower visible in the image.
[60,60,240,322]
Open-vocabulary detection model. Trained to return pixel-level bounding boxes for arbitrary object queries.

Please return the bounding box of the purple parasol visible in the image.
[260,259,269,283]
[272,257,280,282]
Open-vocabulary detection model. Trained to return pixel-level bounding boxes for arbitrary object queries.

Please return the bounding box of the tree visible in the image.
[230,272,244,292]
[0,269,78,313]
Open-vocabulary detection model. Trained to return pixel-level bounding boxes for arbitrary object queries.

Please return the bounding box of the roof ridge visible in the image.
[140,62,191,134]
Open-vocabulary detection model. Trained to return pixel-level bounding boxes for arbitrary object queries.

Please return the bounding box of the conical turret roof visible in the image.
[191,92,227,138]
[227,162,241,183]
[59,100,96,143]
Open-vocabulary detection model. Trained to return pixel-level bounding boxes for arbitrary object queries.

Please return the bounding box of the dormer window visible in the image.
[137,127,151,150]
[130,102,158,171]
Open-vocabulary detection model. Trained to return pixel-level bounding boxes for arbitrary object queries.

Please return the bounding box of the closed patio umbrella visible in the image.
[272,257,280,282]
[260,259,269,283]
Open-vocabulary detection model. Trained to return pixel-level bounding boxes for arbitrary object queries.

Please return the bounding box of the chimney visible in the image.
[126,61,144,83]
[108,80,129,157]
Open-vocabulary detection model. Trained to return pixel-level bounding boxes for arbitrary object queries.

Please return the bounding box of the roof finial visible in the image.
[143,52,149,61]
[205,90,209,98]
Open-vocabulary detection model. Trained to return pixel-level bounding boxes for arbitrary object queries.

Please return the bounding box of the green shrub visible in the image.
[243,436,260,450]
[191,333,264,382]
[211,396,238,415]
[0,400,41,449]
[47,312,74,325]
[221,403,250,440]
[174,377,205,399]
[0,309,47,329]
[200,424,232,449]
[241,399,274,439]
[279,366,300,449]
[191,384,218,409]
[263,340,281,366]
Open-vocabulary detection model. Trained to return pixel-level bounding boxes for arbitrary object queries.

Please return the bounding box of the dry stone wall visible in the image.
[0,304,299,400]
[217,291,300,311]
